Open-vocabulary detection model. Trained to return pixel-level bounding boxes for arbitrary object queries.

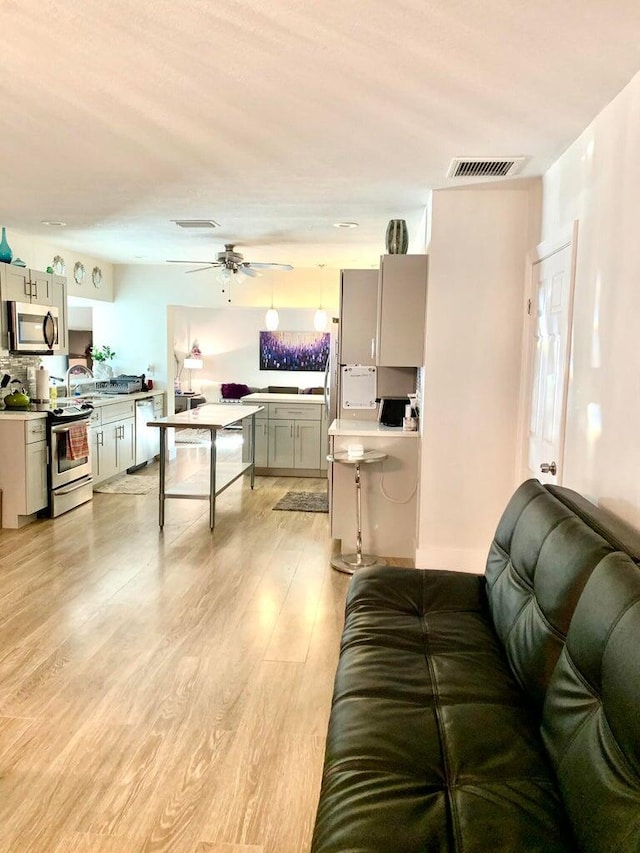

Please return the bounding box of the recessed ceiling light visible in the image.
[333,221,359,229]
[41,220,67,227]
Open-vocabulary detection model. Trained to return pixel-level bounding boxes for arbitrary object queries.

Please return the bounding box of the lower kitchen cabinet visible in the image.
[242,396,325,475]
[91,400,135,484]
[0,416,48,528]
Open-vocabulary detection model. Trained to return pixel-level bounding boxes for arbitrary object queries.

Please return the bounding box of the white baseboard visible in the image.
[414,546,486,574]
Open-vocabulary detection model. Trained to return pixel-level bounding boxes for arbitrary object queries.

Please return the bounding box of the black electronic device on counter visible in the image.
[377,396,410,427]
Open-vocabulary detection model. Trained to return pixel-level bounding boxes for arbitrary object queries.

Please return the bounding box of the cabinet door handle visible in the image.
[371,337,376,360]
[98,431,104,446]
[290,424,293,438]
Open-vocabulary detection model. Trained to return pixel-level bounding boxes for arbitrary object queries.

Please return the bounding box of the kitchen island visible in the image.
[148,403,263,530]
[328,418,420,561]
[240,392,327,476]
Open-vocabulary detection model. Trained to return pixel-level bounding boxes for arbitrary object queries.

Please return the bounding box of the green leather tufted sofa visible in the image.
[311,479,640,852]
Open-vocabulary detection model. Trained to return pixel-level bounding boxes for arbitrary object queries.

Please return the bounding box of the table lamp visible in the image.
[183,356,203,393]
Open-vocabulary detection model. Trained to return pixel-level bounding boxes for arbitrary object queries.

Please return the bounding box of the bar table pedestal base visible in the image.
[328,450,387,576]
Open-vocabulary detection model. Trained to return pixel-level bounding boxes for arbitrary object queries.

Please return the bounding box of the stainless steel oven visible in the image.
[48,405,93,517]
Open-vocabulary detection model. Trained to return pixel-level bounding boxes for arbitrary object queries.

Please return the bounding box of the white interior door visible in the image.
[525,225,577,484]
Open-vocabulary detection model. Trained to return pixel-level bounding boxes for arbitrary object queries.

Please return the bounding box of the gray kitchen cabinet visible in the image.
[242,414,269,467]
[91,400,135,484]
[0,416,48,528]
[51,274,68,355]
[339,257,428,368]
[295,420,321,468]
[339,269,378,365]
[26,440,49,514]
[241,395,325,475]
[269,419,295,468]
[0,265,52,305]
[376,254,428,367]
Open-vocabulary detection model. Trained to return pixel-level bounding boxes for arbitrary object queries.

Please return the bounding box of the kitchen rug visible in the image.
[94,469,158,495]
[272,491,329,513]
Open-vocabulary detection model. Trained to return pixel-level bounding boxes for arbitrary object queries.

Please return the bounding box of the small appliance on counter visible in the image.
[377,396,410,428]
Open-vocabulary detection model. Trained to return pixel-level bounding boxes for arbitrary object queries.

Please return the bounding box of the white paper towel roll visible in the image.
[36,366,49,401]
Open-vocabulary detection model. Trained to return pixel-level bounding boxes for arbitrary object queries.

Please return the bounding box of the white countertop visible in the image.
[328,418,420,437]
[0,409,47,421]
[0,390,165,421]
[241,392,325,404]
[149,403,264,429]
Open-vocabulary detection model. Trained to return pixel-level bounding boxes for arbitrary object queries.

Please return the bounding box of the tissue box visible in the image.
[347,443,364,459]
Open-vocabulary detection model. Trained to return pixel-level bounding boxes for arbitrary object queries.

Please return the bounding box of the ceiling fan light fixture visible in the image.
[265,307,279,331]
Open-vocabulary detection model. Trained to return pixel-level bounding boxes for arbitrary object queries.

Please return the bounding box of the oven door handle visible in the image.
[53,422,89,433]
[54,475,93,495]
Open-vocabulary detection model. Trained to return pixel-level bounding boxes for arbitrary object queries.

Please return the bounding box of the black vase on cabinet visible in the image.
[385,219,408,254]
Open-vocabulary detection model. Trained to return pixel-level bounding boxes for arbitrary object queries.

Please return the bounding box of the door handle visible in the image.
[540,461,557,476]
[370,337,376,360]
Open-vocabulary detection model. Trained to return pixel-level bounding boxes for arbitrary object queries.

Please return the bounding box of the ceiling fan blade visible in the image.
[240,265,260,278]
[185,265,218,274]
[246,262,294,271]
[166,259,214,265]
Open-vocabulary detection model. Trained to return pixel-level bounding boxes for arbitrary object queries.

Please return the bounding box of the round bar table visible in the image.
[328,449,387,575]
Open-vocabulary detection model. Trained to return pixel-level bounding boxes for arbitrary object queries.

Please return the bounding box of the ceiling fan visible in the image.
[166,244,293,277]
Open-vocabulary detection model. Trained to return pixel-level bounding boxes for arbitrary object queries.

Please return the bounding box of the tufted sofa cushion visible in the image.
[542,552,640,852]
[485,479,613,708]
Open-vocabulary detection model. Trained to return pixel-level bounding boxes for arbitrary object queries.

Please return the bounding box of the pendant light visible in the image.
[265,273,279,330]
[314,264,328,331]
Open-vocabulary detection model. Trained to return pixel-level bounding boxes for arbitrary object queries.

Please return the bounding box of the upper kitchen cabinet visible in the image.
[339,256,428,368]
[339,269,379,365]
[51,274,69,355]
[0,265,52,305]
[376,254,428,367]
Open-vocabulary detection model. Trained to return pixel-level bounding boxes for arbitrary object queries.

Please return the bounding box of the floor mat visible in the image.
[94,468,158,494]
[272,491,329,513]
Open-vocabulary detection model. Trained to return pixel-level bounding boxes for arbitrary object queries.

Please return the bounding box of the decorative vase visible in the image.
[0,227,13,264]
[385,219,409,254]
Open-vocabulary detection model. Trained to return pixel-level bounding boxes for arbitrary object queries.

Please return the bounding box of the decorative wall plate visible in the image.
[74,261,85,284]
[52,255,65,275]
[92,266,103,288]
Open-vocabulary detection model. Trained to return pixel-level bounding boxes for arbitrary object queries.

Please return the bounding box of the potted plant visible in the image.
[90,344,116,380]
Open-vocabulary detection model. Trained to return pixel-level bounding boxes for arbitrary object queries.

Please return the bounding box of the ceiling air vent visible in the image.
[171,219,220,229]
[447,157,525,179]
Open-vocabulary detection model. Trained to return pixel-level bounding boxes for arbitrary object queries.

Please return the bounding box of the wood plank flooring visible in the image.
[0,438,358,853]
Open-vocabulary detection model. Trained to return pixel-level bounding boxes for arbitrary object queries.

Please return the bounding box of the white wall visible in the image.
[416,183,541,571]
[171,306,329,398]
[541,68,640,528]
[91,264,339,395]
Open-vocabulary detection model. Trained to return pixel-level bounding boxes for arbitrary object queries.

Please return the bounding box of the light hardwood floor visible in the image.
[0,437,355,852]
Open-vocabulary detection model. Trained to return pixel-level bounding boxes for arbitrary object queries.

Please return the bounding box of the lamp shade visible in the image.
[314,308,328,331]
[183,357,203,370]
[265,307,279,331]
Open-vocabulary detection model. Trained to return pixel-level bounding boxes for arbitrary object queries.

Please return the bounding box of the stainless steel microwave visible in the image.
[8,301,60,354]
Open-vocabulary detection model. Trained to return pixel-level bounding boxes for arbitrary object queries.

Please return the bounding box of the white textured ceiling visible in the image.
[2,0,640,269]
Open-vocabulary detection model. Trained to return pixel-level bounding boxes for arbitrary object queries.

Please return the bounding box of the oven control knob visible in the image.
[53,408,63,415]
[80,402,94,410]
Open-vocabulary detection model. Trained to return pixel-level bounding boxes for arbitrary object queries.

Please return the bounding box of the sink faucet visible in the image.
[65,364,94,397]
